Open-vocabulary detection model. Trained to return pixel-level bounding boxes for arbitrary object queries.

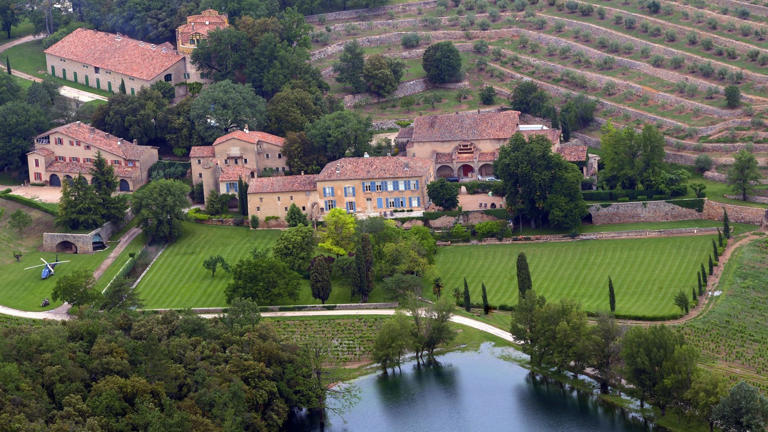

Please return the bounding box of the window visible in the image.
[393,180,400,191]
[112,160,121,165]
[281,167,286,172]
[410,196,421,207]
[224,159,228,165]
[322,186,335,197]
[377,197,383,209]
[244,158,248,164]
[126,161,135,167]
[70,157,79,162]
[225,182,238,193]
[324,200,336,211]
[69,140,74,146]
[198,173,202,178]
[285,207,288,211]
[84,158,92,163]
[184,73,190,79]
[130,88,135,96]
[375,182,382,191]
[257,206,260,211]
[404,180,411,190]
[55,137,63,145]
[343,186,355,197]
[265,153,270,159]
[346,201,356,212]
[259,197,263,202]
[197,159,201,165]
[388,198,396,208]
[83,65,88,69]
[164,73,172,82]
[34,172,41,181]
[57,156,65,161]
[413,180,419,190]
[278,153,282,159]
[302,206,306,211]
[128,77,134,81]
[363,182,371,192]
[94,67,100,74]
[34,159,39,168]
[290,195,293,201]
[234,159,238,165]
[277,196,281,201]
[85,145,91,150]
[75,140,81,146]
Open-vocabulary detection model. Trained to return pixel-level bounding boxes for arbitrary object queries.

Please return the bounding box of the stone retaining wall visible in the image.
[42,219,123,254]
[306,0,437,23]
[589,198,765,225]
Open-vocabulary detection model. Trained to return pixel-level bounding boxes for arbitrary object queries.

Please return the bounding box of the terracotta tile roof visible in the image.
[44,28,184,81]
[248,175,318,194]
[37,122,151,160]
[396,126,414,140]
[520,128,561,146]
[411,111,520,142]
[190,146,215,157]
[219,165,255,182]
[28,147,54,157]
[177,10,228,42]
[46,160,137,177]
[317,156,433,181]
[556,145,587,162]
[213,130,285,147]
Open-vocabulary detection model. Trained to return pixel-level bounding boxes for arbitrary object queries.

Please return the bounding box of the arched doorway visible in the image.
[437,165,454,178]
[92,233,106,251]
[49,174,61,187]
[479,164,494,177]
[64,175,73,185]
[119,179,130,191]
[458,164,475,179]
[56,241,78,254]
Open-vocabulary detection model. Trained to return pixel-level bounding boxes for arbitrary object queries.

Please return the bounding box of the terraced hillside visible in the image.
[308,0,768,176]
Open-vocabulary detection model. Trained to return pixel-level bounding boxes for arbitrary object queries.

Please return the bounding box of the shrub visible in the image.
[725,85,741,108]
[250,215,259,228]
[650,26,662,37]
[695,154,713,173]
[624,17,636,29]
[565,0,578,12]
[554,21,565,32]
[479,86,496,105]
[640,21,649,33]
[747,49,760,61]
[450,224,471,241]
[597,7,605,19]
[401,33,421,48]
[670,56,684,69]
[613,14,624,25]
[664,30,677,42]
[701,38,713,50]
[650,55,664,67]
[475,220,503,238]
[473,39,489,53]
[579,3,593,16]
[686,32,698,45]
[478,18,491,30]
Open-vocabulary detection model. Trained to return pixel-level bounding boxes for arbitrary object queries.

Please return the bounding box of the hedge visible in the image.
[0,192,58,216]
[482,208,509,219]
[666,198,704,212]
[187,208,210,221]
[423,210,466,220]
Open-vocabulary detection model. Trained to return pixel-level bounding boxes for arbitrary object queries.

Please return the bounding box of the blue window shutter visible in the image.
[416,196,421,207]
[331,187,335,196]
[385,198,389,208]
[377,198,383,208]
[414,180,419,190]
[352,202,356,211]
[323,188,327,198]
[352,186,356,197]
[405,180,411,190]
[393,180,399,191]
[362,182,366,191]
[371,181,375,191]
[343,187,347,197]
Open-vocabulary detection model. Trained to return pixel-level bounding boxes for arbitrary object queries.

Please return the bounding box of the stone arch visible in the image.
[49,174,61,187]
[437,165,454,178]
[479,163,494,177]
[119,179,130,191]
[458,164,475,179]
[64,175,73,185]
[56,241,78,254]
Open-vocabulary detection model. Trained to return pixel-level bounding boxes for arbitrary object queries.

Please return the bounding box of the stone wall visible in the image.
[306,0,437,23]
[43,232,96,254]
[589,198,766,225]
[343,78,469,108]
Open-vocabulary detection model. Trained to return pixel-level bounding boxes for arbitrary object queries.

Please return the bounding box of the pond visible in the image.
[294,343,658,432]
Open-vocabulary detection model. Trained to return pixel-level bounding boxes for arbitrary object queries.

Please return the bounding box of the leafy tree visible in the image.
[8,209,31,234]
[404,294,456,364]
[712,381,768,432]
[362,54,405,97]
[695,154,713,173]
[25,78,60,115]
[463,277,471,311]
[727,149,760,201]
[685,371,728,432]
[481,282,490,314]
[57,175,102,230]
[433,277,444,298]
[131,179,190,242]
[608,276,616,313]
[190,80,267,144]
[723,209,731,239]
[427,178,459,210]
[510,81,551,118]
[333,40,366,93]
[203,255,230,277]
[226,251,301,304]
[380,273,423,300]
[0,72,21,105]
[479,85,496,105]
[600,122,666,190]
[724,85,741,108]
[100,276,142,311]
[319,208,356,255]
[0,102,49,170]
[286,203,309,226]
[517,252,532,300]
[305,110,372,160]
[422,41,463,84]
[675,290,690,314]
[353,233,374,301]
[373,312,413,374]
[0,0,20,39]
[309,256,333,304]
[560,94,597,136]
[494,133,586,229]
[90,152,128,223]
[51,269,101,306]
[691,182,707,198]
[12,250,21,262]
[588,313,622,393]
[265,86,326,135]
[221,297,262,332]
[273,225,315,273]
[621,325,697,414]
[283,131,326,174]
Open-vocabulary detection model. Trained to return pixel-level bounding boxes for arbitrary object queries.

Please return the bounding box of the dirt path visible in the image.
[92,227,142,281]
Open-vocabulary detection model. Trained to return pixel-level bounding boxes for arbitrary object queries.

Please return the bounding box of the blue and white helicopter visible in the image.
[24,257,71,280]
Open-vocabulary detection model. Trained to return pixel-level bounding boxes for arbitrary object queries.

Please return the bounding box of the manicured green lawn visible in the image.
[436,235,715,317]
[137,222,388,309]
[94,233,146,292]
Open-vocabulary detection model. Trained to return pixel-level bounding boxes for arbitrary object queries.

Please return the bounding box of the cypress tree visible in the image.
[701,263,707,286]
[697,271,703,296]
[481,282,489,315]
[709,255,714,275]
[463,278,471,312]
[237,177,248,215]
[516,252,532,301]
[712,240,719,261]
[723,209,730,239]
[119,78,126,94]
[608,276,616,313]
[5,57,10,75]
[717,228,723,247]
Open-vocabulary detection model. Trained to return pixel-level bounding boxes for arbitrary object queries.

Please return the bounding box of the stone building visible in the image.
[175,9,229,82]
[190,127,288,202]
[247,155,435,220]
[395,110,588,179]
[44,28,187,98]
[27,122,158,191]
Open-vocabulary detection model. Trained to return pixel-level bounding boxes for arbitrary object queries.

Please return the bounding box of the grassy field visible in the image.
[0,19,35,43]
[137,222,389,309]
[436,236,715,317]
[679,238,768,394]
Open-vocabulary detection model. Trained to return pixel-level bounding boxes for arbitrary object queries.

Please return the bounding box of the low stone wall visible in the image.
[306,0,437,23]
[589,198,766,225]
[440,226,721,245]
[42,217,126,254]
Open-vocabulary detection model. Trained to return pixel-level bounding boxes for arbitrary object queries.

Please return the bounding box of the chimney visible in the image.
[335,163,340,174]
[117,138,122,146]
[89,126,95,134]
[301,171,304,176]
[387,152,391,156]
[244,124,249,133]
[205,20,210,25]
[133,139,138,146]
[363,152,369,158]
[404,162,409,171]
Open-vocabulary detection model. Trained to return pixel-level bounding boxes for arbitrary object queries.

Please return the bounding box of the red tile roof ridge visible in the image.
[248,174,319,194]
[213,130,286,147]
[190,146,215,157]
[37,122,148,160]
[316,156,433,181]
[411,111,521,142]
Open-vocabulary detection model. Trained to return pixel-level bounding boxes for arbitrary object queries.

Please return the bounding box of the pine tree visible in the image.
[692,286,697,303]
[90,152,127,223]
[709,255,714,275]
[717,228,723,247]
[119,78,126,94]
[481,282,489,315]
[723,209,730,239]
[608,276,616,313]
[5,56,10,75]
[697,271,703,296]
[712,240,719,261]
[516,252,532,301]
[463,278,471,312]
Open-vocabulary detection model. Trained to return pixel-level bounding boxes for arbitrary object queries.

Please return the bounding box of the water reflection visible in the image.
[300,343,657,432]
